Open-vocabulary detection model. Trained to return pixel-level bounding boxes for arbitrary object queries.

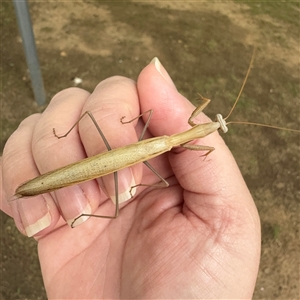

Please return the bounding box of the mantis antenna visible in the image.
[222,48,300,133]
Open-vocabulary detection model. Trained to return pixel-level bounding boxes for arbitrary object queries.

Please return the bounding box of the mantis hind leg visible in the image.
[127,161,169,196]
[122,110,169,192]
[53,111,113,150]
[54,111,120,226]
[120,109,153,141]
[70,171,119,228]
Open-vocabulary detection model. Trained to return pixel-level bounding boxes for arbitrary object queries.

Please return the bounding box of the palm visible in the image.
[38,151,256,299]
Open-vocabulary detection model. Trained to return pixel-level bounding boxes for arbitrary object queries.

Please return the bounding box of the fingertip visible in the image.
[10,194,61,237]
[49,87,91,107]
[101,167,139,205]
[149,57,177,90]
[137,57,196,137]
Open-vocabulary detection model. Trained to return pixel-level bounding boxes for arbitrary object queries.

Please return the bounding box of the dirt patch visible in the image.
[1,1,299,299]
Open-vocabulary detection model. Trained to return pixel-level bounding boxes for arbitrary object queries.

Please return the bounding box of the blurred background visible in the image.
[1,1,299,299]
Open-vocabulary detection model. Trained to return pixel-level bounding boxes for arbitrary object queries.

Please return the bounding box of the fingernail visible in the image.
[25,212,51,237]
[150,57,177,89]
[102,168,136,204]
[54,185,92,227]
[14,196,52,237]
[110,175,137,204]
[67,203,92,228]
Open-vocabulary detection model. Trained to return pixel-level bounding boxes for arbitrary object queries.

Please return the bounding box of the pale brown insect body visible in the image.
[15,120,221,197]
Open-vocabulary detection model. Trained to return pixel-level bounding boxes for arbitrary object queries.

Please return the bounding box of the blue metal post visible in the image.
[13,0,46,106]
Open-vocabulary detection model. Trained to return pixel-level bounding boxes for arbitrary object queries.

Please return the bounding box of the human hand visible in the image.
[1,58,260,299]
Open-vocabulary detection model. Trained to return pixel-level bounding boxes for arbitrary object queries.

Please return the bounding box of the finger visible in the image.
[30,87,109,229]
[137,58,259,226]
[32,78,142,228]
[78,76,143,205]
[2,114,60,237]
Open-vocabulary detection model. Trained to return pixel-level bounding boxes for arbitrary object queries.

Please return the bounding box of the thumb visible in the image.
[137,57,259,228]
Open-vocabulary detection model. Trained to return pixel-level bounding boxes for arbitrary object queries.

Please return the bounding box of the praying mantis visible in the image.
[14,53,300,227]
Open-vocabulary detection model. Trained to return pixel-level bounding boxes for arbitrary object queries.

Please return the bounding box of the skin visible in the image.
[1,58,261,299]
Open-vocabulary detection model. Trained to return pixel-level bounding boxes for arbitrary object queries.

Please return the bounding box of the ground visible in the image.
[1,1,299,299]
